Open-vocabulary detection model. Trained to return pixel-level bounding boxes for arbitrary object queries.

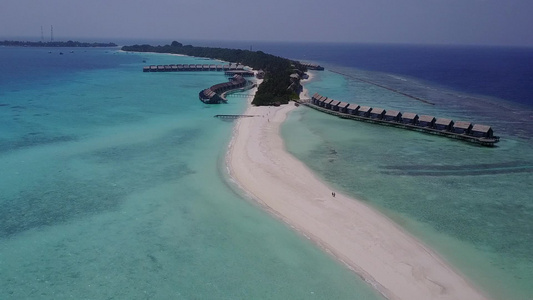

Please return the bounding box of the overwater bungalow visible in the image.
[318,96,329,107]
[401,112,419,124]
[357,106,372,117]
[383,110,402,122]
[338,102,350,113]
[171,65,178,71]
[418,115,436,127]
[311,93,318,104]
[369,107,385,119]
[143,66,150,72]
[330,100,342,111]
[225,70,255,77]
[189,64,196,70]
[434,118,454,131]
[149,65,157,72]
[300,62,325,70]
[453,121,473,134]
[324,99,336,109]
[303,92,499,146]
[346,104,360,115]
[312,93,320,105]
[471,124,494,138]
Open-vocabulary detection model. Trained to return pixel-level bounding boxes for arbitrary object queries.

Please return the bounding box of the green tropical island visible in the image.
[122,41,308,106]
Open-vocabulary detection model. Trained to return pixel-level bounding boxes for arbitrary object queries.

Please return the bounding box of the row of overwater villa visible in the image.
[143,63,253,76]
[306,93,500,146]
[141,63,256,104]
[199,75,255,104]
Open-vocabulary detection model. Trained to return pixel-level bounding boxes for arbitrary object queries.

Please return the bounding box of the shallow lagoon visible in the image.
[0,48,383,299]
[284,68,533,300]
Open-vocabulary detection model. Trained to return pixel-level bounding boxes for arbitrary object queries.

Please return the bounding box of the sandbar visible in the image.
[226,79,490,299]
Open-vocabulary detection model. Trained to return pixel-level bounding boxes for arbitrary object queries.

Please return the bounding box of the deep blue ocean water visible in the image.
[193,40,533,109]
[1,41,532,299]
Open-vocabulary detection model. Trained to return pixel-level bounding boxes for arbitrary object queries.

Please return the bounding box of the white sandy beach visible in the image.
[226,79,490,299]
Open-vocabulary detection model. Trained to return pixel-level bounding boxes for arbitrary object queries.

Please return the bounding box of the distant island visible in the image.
[122,41,308,106]
[0,40,118,48]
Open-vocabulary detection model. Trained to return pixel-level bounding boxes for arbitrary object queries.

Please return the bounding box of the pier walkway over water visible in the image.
[300,94,500,147]
[143,63,246,73]
[142,62,255,104]
[225,93,255,98]
[214,114,259,119]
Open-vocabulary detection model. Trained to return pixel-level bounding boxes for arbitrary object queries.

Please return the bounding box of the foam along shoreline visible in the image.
[226,95,490,299]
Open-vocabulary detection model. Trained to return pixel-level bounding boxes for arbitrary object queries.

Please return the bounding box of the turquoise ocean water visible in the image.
[283,64,532,299]
[0,48,383,299]
[2,43,532,300]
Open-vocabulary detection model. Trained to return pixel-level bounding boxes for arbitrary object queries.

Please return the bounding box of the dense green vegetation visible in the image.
[0,40,117,47]
[122,41,306,105]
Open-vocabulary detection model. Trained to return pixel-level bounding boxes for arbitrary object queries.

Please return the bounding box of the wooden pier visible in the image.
[301,94,500,147]
[225,93,255,98]
[143,62,255,104]
[299,62,325,71]
[143,63,245,72]
[214,114,259,119]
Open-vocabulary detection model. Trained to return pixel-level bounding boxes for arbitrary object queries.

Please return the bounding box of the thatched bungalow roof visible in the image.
[385,110,401,118]
[371,107,385,115]
[418,115,436,123]
[435,118,454,126]
[472,124,492,133]
[359,106,372,112]
[338,102,350,108]
[454,121,472,130]
[402,112,418,120]
[347,104,360,110]
[330,100,341,106]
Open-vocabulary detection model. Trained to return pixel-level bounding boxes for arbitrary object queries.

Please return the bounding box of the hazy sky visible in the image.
[1,0,532,46]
